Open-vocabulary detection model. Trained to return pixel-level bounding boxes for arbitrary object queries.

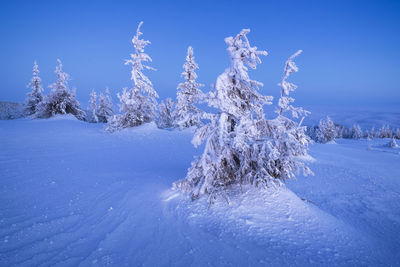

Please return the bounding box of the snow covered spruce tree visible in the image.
[36,59,84,119]
[335,125,345,139]
[156,98,174,129]
[370,127,376,139]
[173,29,312,203]
[106,22,158,132]
[351,124,363,139]
[97,88,114,123]
[378,125,392,138]
[364,129,371,139]
[86,89,99,123]
[316,116,336,143]
[395,128,400,140]
[173,46,204,129]
[25,61,44,115]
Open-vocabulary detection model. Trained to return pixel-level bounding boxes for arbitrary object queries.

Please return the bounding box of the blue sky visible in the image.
[0,0,399,108]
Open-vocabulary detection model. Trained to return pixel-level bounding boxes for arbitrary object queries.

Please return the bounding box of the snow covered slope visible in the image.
[0,117,399,266]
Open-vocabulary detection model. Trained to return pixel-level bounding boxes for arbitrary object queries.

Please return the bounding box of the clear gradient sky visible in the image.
[0,0,399,108]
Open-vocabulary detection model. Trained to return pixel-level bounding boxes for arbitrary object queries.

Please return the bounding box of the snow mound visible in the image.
[384,138,399,148]
[295,154,316,162]
[165,185,380,265]
[45,114,81,121]
[326,140,337,145]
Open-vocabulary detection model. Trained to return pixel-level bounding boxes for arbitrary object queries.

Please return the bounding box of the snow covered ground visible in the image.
[0,116,399,266]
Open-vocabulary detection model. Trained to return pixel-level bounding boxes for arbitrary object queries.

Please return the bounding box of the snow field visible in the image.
[0,117,399,266]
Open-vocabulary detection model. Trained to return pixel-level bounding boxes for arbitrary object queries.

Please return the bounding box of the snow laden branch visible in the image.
[173,46,204,129]
[106,22,158,132]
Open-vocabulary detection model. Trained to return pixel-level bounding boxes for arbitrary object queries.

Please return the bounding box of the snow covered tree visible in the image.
[106,87,142,132]
[364,129,371,139]
[36,59,84,120]
[173,29,270,202]
[173,30,312,204]
[378,125,392,138]
[394,128,400,140]
[106,22,158,132]
[173,46,204,129]
[25,61,44,115]
[370,127,376,139]
[335,125,346,139]
[97,88,114,123]
[156,98,174,129]
[86,89,98,123]
[316,116,336,143]
[342,127,352,139]
[351,124,363,139]
[254,49,313,184]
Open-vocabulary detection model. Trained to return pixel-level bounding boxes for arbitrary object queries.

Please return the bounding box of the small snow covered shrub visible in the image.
[157,98,174,129]
[316,116,336,143]
[173,46,204,129]
[86,89,99,123]
[173,29,312,204]
[35,59,84,120]
[24,61,44,116]
[106,22,158,132]
[387,138,399,148]
[96,88,114,123]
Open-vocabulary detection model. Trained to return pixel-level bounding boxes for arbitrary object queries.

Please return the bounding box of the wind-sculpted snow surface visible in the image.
[0,118,399,266]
